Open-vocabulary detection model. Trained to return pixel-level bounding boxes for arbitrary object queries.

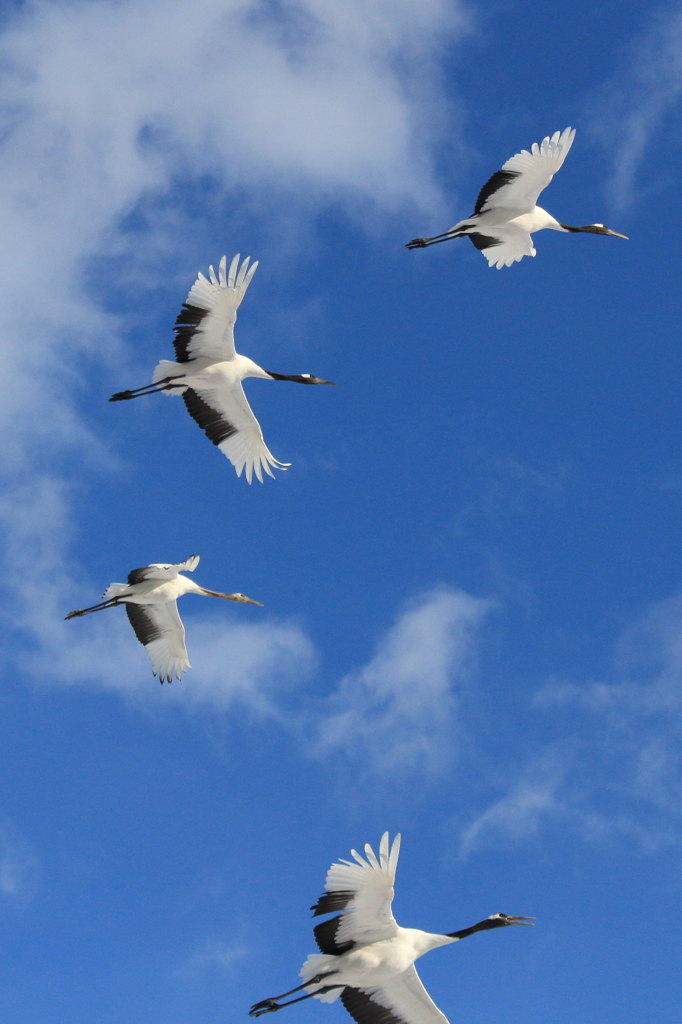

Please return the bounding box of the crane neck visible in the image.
[198,587,241,600]
[446,917,504,941]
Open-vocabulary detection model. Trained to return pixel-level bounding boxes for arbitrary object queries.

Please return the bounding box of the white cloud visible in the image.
[0,821,40,901]
[178,937,247,978]
[0,0,484,752]
[0,474,488,743]
[310,587,493,778]
[460,589,682,856]
[0,0,471,709]
[458,751,569,858]
[592,6,682,211]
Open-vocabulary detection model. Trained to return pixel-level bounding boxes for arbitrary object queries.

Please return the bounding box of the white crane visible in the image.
[110,255,334,483]
[249,832,533,1024]
[406,127,627,268]
[65,555,262,682]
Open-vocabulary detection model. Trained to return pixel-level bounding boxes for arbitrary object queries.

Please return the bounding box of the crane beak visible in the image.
[242,596,264,606]
[606,228,628,239]
[310,376,336,385]
[507,916,535,926]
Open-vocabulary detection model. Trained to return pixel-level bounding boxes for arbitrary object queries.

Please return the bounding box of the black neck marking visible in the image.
[447,916,506,940]
[265,371,312,384]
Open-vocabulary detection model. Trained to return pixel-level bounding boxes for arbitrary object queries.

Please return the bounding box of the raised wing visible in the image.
[173,254,258,363]
[125,601,189,682]
[126,555,200,586]
[182,384,289,484]
[341,967,450,1024]
[473,127,576,216]
[311,833,401,950]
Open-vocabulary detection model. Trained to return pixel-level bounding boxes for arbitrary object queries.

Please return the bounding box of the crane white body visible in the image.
[250,833,533,1024]
[65,555,262,682]
[110,255,334,483]
[406,127,627,268]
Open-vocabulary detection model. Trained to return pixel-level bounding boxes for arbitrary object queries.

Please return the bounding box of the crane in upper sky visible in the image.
[110,255,334,483]
[249,832,533,1024]
[65,555,262,682]
[406,127,627,268]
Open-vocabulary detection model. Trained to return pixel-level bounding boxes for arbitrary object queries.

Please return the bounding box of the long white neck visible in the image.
[237,355,271,379]
[402,928,457,959]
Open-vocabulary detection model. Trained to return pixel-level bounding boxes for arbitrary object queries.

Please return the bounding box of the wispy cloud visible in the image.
[310,587,493,778]
[458,750,570,858]
[592,5,682,211]
[0,820,40,901]
[459,589,682,856]
[177,937,247,978]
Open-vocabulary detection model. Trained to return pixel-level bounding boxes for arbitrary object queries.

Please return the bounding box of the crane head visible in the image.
[265,371,335,385]
[560,222,628,239]
[488,913,535,928]
[590,223,628,239]
[230,592,264,606]
[299,373,336,385]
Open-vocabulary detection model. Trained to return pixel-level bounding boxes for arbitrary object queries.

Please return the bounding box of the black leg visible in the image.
[406,231,461,249]
[64,599,119,620]
[249,985,341,1017]
[109,377,183,402]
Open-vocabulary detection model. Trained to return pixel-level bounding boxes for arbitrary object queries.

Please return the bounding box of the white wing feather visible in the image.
[121,555,200,585]
[325,832,401,947]
[362,967,451,1024]
[476,127,576,216]
[186,383,290,484]
[480,224,536,269]
[179,254,259,362]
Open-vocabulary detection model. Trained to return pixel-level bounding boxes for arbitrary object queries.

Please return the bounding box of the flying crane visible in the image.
[249,832,533,1024]
[110,255,334,483]
[65,555,262,682]
[406,127,627,268]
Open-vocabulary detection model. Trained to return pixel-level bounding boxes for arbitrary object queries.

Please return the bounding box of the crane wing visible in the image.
[473,127,576,216]
[311,833,401,949]
[341,967,450,1024]
[125,601,189,683]
[182,383,289,484]
[469,223,536,269]
[173,254,258,363]
[126,555,200,586]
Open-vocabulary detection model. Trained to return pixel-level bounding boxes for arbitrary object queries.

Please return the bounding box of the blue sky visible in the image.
[1,0,681,1021]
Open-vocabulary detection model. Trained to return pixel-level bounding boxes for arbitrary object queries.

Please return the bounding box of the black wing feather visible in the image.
[473,169,521,215]
[182,388,238,447]
[126,604,163,647]
[127,567,152,585]
[313,916,355,955]
[468,232,502,252]
[310,890,357,917]
[341,989,406,1024]
[173,304,211,362]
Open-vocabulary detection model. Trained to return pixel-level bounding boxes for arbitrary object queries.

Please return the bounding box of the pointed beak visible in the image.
[507,916,535,926]
[243,597,264,607]
[313,377,335,385]
[607,229,628,239]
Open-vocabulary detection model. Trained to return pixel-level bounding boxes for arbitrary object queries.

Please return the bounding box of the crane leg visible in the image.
[406,230,463,249]
[248,974,337,1015]
[109,376,183,402]
[250,984,341,1017]
[64,598,120,620]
